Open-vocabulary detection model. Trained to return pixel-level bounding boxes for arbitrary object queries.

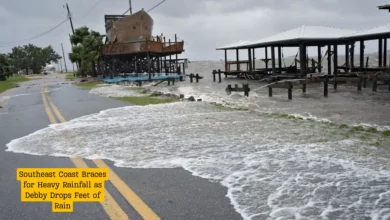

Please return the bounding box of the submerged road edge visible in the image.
[41,87,130,220]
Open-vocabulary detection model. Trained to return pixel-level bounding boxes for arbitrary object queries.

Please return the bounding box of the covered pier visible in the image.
[216,24,390,84]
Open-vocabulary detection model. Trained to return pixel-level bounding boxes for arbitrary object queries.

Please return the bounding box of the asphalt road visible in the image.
[0,74,242,220]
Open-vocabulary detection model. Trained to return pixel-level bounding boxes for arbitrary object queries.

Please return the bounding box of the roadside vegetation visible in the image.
[112,96,179,106]
[0,76,30,94]
[75,82,102,89]
[69,27,103,77]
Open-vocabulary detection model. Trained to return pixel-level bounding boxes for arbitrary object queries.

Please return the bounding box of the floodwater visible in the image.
[6,61,390,220]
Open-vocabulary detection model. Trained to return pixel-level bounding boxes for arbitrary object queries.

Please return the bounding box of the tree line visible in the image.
[0,44,61,81]
[0,26,103,81]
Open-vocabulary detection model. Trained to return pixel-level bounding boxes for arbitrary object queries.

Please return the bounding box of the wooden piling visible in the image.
[224,50,228,72]
[345,44,349,72]
[252,48,256,71]
[268,87,272,97]
[318,45,322,73]
[271,46,276,75]
[190,73,193,83]
[358,75,362,91]
[333,44,338,90]
[288,83,293,100]
[244,84,250,97]
[379,38,383,67]
[278,47,282,72]
[384,39,388,67]
[265,47,269,73]
[327,45,332,76]
[212,70,216,82]
[218,69,222,83]
[302,83,306,93]
[236,49,240,71]
[196,74,199,83]
[324,76,329,97]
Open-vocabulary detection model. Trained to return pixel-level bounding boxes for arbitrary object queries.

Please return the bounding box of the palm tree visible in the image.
[69,27,103,77]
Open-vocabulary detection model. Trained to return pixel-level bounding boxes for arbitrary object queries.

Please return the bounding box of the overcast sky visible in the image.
[0,0,390,70]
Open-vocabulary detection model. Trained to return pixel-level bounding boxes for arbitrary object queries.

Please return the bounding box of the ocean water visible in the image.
[6,61,390,219]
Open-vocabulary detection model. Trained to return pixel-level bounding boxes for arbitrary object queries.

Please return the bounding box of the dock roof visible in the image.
[216,25,355,50]
[217,24,390,50]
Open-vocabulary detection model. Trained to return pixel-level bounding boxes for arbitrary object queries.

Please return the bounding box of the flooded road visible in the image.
[6,63,390,219]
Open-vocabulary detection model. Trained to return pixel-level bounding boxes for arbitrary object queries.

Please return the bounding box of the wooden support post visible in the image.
[278,46,282,73]
[373,75,378,92]
[333,45,338,90]
[248,48,252,73]
[147,53,152,81]
[212,70,216,82]
[218,69,222,83]
[157,57,161,73]
[196,74,199,83]
[265,47,269,73]
[324,75,329,97]
[379,38,383,67]
[236,49,240,71]
[351,42,355,69]
[244,84,250,97]
[299,43,306,78]
[385,39,388,67]
[360,40,364,71]
[190,73,193,83]
[169,39,172,73]
[345,44,349,72]
[318,46,322,73]
[358,75,362,91]
[302,83,306,93]
[224,50,228,72]
[288,83,293,100]
[175,34,178,72]
[268,87,272,97]
[327,45,332,75]
[252,48,256,71]
[271,46,276,75]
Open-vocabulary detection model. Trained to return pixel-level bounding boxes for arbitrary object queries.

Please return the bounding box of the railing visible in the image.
[101,40,184,56]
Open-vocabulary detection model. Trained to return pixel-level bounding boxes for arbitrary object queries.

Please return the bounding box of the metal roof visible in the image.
[216,25,355,50]
[343,24,390,39]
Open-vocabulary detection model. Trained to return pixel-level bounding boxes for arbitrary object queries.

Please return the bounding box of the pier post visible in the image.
[288,83,293,100]
[384,39,388,67]
[379,38,383,67]
[196,74,199,83]
[324,75,329,97]
[265,47,269,73]
[224,50,228,72]
[212,70,216,82]
[345,44,349,72]
[268,87,272,97]
[190,73,193,83]
[358,75,362,91]
[351,42,355,69]
[299,43,307,78]
[271,46,276,75]
[252,48,256,71]
[373,75,378,92]
[244,84,250,97]
[236,49,240,71]
[302,83,306,93]
[333,44,338,90]
[318,46,322,73]
[327,45,332,76]
[278,46,282,73]
[218,69,222,83]
[360,40,365,71]
[248,48,253,73]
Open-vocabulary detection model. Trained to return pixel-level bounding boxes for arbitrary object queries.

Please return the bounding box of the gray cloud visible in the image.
[0,0,389,68]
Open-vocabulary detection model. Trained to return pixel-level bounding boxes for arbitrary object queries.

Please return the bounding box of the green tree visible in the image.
[69,27,103,77]
[0,54,11,81]
[9,44,61,74]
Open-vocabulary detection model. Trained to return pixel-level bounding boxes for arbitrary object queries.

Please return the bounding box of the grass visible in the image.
[211,103,248,111]
[75,82,101,89]
[128,87,143,93]
[112,96,179,106]
[65,73,75,81]
[382,130,390,138]
[0,76,30,94]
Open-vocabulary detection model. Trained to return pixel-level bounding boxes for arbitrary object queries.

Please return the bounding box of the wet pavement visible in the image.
[0,74,241,220]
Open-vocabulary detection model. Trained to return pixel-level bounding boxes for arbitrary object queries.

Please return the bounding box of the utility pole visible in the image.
[65,3,75,34]
[129,0,133,15]
[61,43,68,73]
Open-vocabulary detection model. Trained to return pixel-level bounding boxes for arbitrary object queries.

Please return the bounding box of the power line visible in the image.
[0,18,69,48]
[79,0,103,20]
[147,0,166,12]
